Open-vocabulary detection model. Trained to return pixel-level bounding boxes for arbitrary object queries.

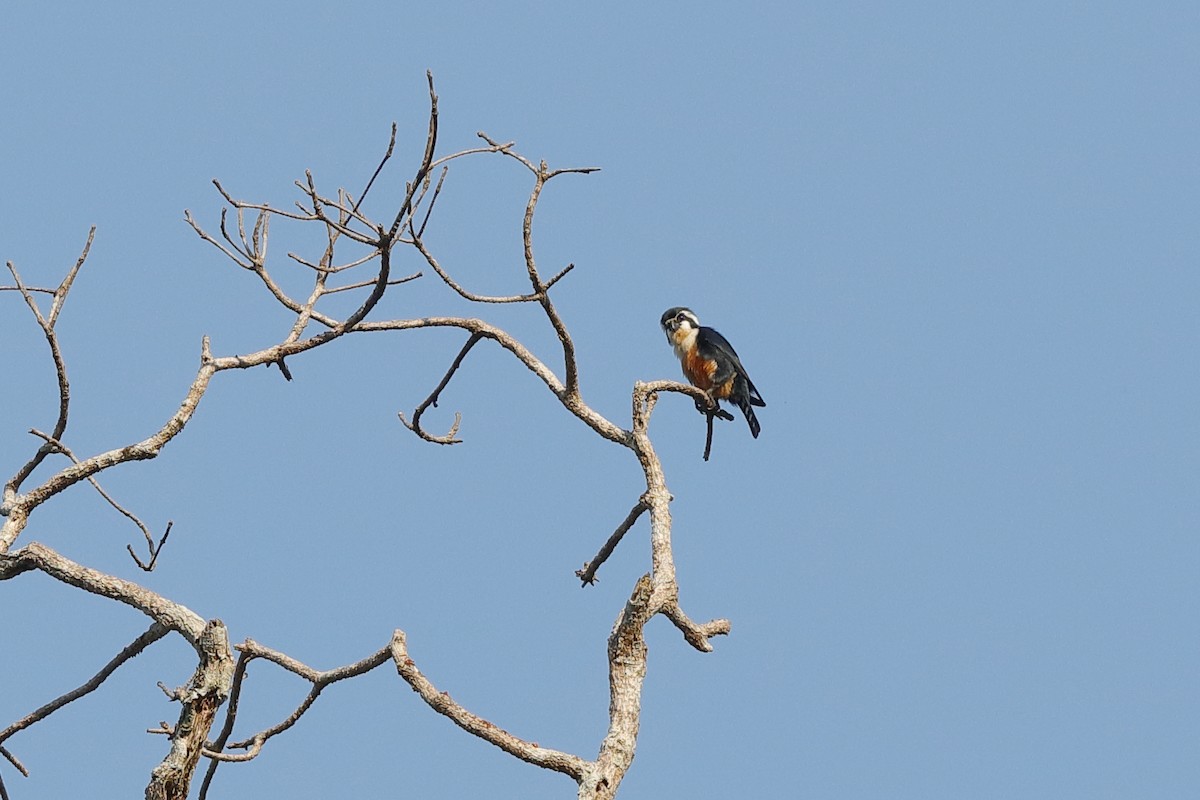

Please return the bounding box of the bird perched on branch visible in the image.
[660,306,765,438]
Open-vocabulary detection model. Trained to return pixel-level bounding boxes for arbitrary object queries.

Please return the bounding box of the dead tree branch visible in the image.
[387,137,730,796]
[195,650,251,800]
[580,574,653,798]
[398,331,482,443]
[389,316,629,447]
[146,620,235,800]
[197,638,392,800]
[224,639,393,752]
[3,76,736,799]
[1,228,94,499]
[25,428,172,569]
[391,629,588,780]
[0,542,206,639]
[577,499,649,586]
[0,541,229,799]
[0,622,169,771]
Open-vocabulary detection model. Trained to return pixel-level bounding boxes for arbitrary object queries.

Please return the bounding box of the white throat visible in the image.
[671,326,698,360]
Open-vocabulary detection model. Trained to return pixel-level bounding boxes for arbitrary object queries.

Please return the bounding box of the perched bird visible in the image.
[660,306,765,437]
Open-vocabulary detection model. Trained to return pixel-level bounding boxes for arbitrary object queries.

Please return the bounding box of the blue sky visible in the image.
[2,2,1197,797]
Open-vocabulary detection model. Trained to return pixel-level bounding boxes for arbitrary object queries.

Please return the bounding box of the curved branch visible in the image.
[25,428,171,569]
[471,132,599,398]
[3,249,80,496]
[384,71,439,243]
[631,379,723,428]
[352,121,397,215]
[0,542,206,643]
[399,331,482,443]
[523,165,578,396]
[2,343,218,552]
[632,379,733,461]
[410,235,546,304]
[382,317,629,446]
[390,629,587,781]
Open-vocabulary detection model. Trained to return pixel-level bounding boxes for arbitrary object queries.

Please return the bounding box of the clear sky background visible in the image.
[2,2,1197,798]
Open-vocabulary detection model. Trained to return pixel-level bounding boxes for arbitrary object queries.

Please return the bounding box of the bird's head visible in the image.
[660,307,699,339]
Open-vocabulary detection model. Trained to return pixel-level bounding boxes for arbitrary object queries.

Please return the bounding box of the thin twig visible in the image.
[287,248,379,275]
[0,745,26,778]
[476,131,536,171]
[577,499,648,586]
[415,165,448,238]
[294,176,379,246]
[0,285,54,294]
[517,159,593,398]
[212,179,315,222]
[544,263,574,291]
[0,623,169,751]
[325,272,422,295]
[25,429,172,568]
[4,256,75,496]
[399,331,483,443]
[185,209,254,269]
[353,122,397,216]
[410,236,544,304]
[48,226,95,326]
[127,521,174,572]
[431,140,515,171]
[385,71,439,242]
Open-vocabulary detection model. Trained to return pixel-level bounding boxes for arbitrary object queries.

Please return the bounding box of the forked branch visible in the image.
[1,228,94,498]
[26,428,172,570]
[197,638,393,799]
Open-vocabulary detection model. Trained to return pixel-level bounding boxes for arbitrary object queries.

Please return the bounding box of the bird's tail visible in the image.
[747,377,765,408]
[735,393,761,438]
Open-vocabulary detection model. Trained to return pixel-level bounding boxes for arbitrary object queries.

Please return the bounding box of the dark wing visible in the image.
[698,326,764,406]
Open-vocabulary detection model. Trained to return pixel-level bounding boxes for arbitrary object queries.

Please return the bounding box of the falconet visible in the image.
[660,307,765,438]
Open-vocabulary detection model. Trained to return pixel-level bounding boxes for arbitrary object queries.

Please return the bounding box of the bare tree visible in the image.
[0,74,730,800]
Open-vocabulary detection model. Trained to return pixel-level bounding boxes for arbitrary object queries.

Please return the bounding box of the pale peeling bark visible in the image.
[146,621,235,800]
